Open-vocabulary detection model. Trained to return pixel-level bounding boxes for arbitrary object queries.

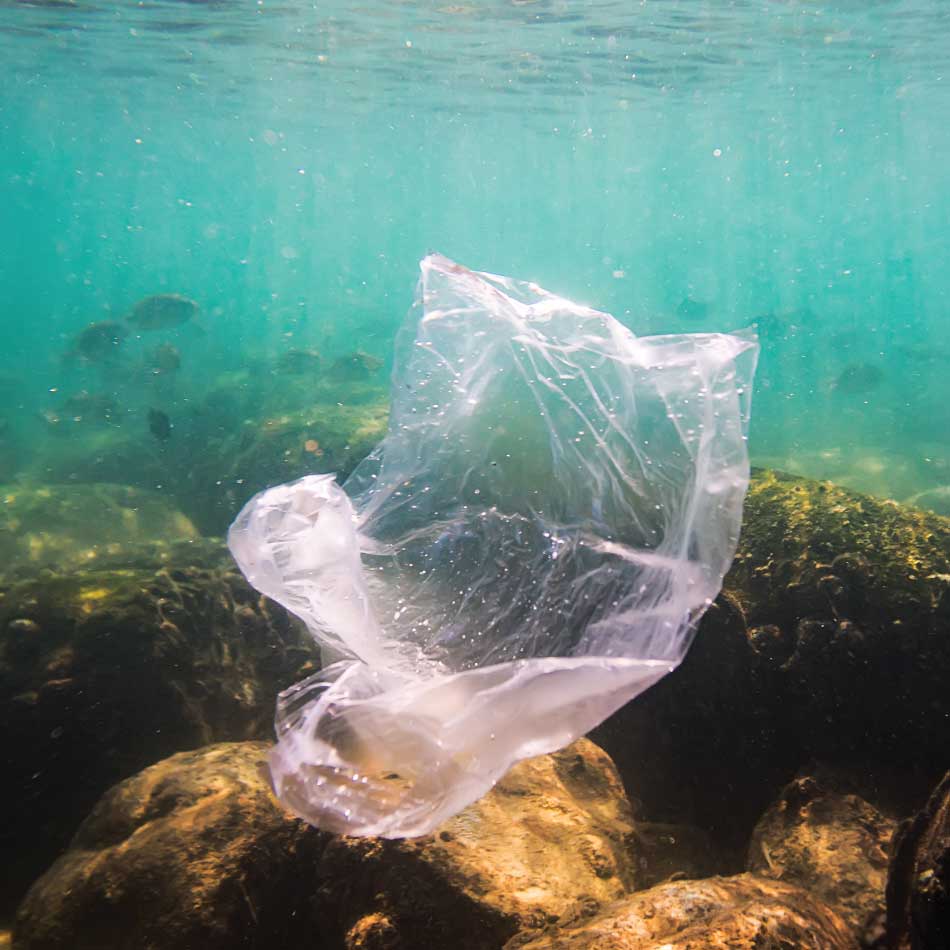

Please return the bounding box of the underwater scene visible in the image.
[1,1,949,948]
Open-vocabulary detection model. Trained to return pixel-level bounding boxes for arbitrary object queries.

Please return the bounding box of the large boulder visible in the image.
[595,469,950,854]
[0,553,314,917]
[12,742,323,950]
[13,739,654,950]
[747,771,895,945]
[316,738,640,949]
[505,873,857,950]
[886,770,950,950]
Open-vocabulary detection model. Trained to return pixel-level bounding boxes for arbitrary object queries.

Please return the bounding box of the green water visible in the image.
[1,0,949,513]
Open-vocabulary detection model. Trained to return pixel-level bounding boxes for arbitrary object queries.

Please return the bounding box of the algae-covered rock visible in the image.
[0,483,198,576]
[0,554,314,918]
[886,770,950,950]
[747,771,895,945]
[505,873,856,950]
[187,398,387,533]
[13,738,647,950]
[13,743,324,950]
[595,468,950,859]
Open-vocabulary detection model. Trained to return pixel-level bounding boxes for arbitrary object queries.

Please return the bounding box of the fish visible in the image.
[148,408,172,441]
[127,294,199,331]
[327,350,384,381]
[676,296,712,321]
[277,347,322,376]
[70,320,128,362]
[145,342,182,375]
[831,363,885,395]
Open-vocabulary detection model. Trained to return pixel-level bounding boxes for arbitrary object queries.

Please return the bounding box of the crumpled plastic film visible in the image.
[228,254,758,837]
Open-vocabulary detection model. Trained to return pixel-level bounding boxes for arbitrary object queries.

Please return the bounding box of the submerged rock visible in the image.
[0,483,198,577]
[595,468,950,857]
[886,770,950,950]
[13,742,323,950]
[317,739,641,949]
[14,739,650,950]
[0,555,313,918]
[747,771,895,945]
[505,873,856,950]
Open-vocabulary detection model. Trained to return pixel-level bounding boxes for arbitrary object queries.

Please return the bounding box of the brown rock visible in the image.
[0,556,314,917]
[886,770,950,949]
[13,742,324,950]
[747,772,895,945]
[505,873,857,949]
[314,738,641,949]
[14,738,645,950]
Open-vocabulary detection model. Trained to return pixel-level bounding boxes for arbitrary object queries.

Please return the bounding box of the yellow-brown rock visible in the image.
[506,873,857,950]
[13,739,644,950]
[315,738,640,949]
[747,772,895,945]
[13,742,323,950]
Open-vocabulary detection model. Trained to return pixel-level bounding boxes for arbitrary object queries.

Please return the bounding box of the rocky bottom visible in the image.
[9,738,949,950]
[3,469,950,948]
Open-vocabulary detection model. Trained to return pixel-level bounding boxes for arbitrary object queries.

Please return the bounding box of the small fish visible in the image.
[831,363,885,395]
[148,408,172,441]
[277,347,322,376]
[127,294,199,331]
[327,350,384,382]
[145,342,182,375]
[676,297,712,321]
[751,309,812,340]
[70,320,128,362]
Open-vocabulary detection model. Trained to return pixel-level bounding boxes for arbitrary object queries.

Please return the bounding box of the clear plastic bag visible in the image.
[228,254,758,836]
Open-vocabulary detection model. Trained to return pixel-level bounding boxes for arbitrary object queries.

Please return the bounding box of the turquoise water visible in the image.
[3,2,950,940]
[1,0,949,510]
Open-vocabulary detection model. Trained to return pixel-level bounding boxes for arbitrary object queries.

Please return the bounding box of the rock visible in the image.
[13,742,324,950]
[314,738,641,949]
[594,469,950,858]
[189,398,387,533]
[0,554,314,918]
[0,483,198,576]
[886,770,950,950]
[505,873,856,949]
[747,772,895,944]
[13,738,646,950]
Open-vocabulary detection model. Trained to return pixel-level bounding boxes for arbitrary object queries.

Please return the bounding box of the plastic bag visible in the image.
[228,254,758,837]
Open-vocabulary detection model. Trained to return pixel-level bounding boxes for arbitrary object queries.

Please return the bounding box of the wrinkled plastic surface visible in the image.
[228,254,758,837]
